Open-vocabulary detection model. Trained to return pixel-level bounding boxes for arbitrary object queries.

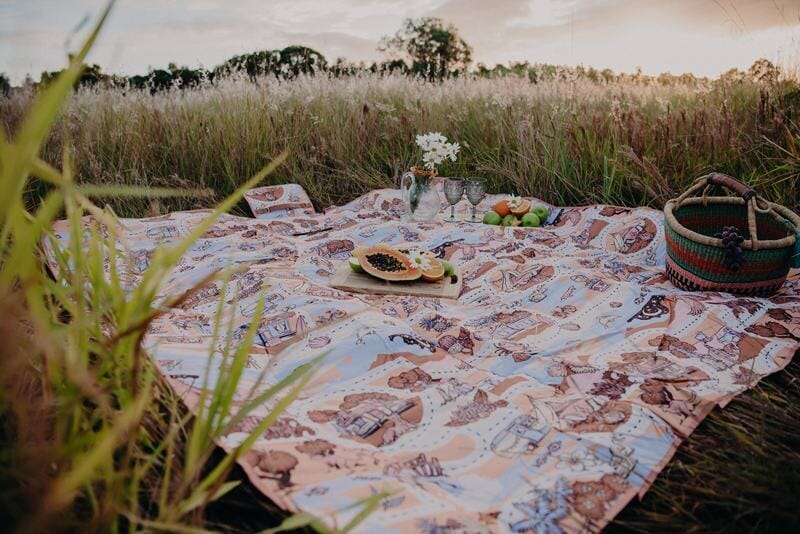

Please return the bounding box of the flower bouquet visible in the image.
[402,132,460,221]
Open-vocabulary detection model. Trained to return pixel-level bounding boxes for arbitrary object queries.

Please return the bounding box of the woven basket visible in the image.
[664,173,800,297]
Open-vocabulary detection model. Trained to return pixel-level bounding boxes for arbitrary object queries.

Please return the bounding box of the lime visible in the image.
[531,205,549,223]
[502,214,520,227]
[483,210,502,225]
[348,256,364,273]
[441,259,455,277]
[521,212,541,227]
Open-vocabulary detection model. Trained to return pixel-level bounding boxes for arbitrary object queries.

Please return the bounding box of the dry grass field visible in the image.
[3,72,798,216]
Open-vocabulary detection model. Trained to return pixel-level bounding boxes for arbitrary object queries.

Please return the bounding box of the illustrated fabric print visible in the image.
[308,392,423,447]
[44,185,800,533]
[446,389,509,427]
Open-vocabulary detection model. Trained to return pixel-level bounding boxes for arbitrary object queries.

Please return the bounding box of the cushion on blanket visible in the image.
[245,183,315,219]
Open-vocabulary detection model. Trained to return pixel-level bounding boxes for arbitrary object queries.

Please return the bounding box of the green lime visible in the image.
[521,212,541,227]
[483,210,502,225]
[502,214,520,227]
[531,205,549,222]
[441,259,455,277]
[348,256,364,273]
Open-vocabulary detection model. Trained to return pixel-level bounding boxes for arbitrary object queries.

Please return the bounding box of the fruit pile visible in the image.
[482,196,549,227]
[348,244,455,283]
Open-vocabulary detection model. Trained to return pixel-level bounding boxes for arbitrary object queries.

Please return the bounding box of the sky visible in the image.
[1,0,798,83]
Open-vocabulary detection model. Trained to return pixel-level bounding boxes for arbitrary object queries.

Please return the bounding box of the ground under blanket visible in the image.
[47,185,800,533]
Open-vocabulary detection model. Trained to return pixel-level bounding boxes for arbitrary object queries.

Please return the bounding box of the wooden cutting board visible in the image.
[329,262,463,299]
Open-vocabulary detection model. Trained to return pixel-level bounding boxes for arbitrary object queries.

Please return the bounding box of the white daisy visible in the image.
[416,132,460,171]
[422,151,443,169]
[416,134,434,151]
[429,132,447,144]
[445,142,461,162]
[507,195,523,209]
[407,250,432,271]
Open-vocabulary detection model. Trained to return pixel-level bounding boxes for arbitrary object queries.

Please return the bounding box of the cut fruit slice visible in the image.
[356,246,422,282]
[509,199,531,216]
[420,257,445,282]
[348,256,364,273]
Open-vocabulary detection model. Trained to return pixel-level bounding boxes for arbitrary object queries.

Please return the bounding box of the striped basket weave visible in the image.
[664,173,800,297]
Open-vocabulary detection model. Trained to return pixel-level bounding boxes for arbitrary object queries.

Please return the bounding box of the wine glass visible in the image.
[443,178,464,222]
[465,178,486,223]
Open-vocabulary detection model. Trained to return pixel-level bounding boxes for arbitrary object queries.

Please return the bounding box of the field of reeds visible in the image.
[2,71,799,217]
[2,41,800,532]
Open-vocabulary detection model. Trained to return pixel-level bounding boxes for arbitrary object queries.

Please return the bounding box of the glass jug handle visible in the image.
[401,171,415,217]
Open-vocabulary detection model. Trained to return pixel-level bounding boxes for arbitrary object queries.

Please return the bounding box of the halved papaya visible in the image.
[356,246,422,282]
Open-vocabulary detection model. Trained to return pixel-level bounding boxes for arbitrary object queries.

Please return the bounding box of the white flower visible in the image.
[507,195,523,209]
[416,134,434,151]
[445,142,460,162]
[428,132,447,144]
[416,132,447,151]
[416,132,459,170]
[407,250,432,271]
[422,151,444,169]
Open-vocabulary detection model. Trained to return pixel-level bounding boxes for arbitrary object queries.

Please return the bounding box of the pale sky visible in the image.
[1,0,798,83]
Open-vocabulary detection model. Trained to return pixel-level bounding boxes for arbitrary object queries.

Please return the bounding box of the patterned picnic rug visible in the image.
[48,183,800,533]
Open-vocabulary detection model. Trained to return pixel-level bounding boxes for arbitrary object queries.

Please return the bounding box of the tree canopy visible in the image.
[39,61,110,88]
[380,17,472,81]
[214,46,327,80]
[748,58,780,84]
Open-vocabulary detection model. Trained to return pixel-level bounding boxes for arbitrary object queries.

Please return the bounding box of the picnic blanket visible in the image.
[47,184,800,533]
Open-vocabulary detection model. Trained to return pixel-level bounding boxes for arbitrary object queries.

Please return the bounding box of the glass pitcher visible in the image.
[401,168,440,222]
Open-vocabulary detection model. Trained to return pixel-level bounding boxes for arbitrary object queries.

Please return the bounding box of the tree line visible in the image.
[0,17,785,95]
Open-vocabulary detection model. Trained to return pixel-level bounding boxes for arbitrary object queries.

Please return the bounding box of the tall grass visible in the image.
[0,6,328,532]
[1,72,798,217]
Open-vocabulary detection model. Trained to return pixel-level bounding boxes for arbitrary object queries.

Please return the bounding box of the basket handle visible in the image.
[674,173,755,206]
[674,173,765,250]
[704,173,757,199]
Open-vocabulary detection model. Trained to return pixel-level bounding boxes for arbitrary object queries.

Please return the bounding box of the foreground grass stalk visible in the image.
[0,4,320,531]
